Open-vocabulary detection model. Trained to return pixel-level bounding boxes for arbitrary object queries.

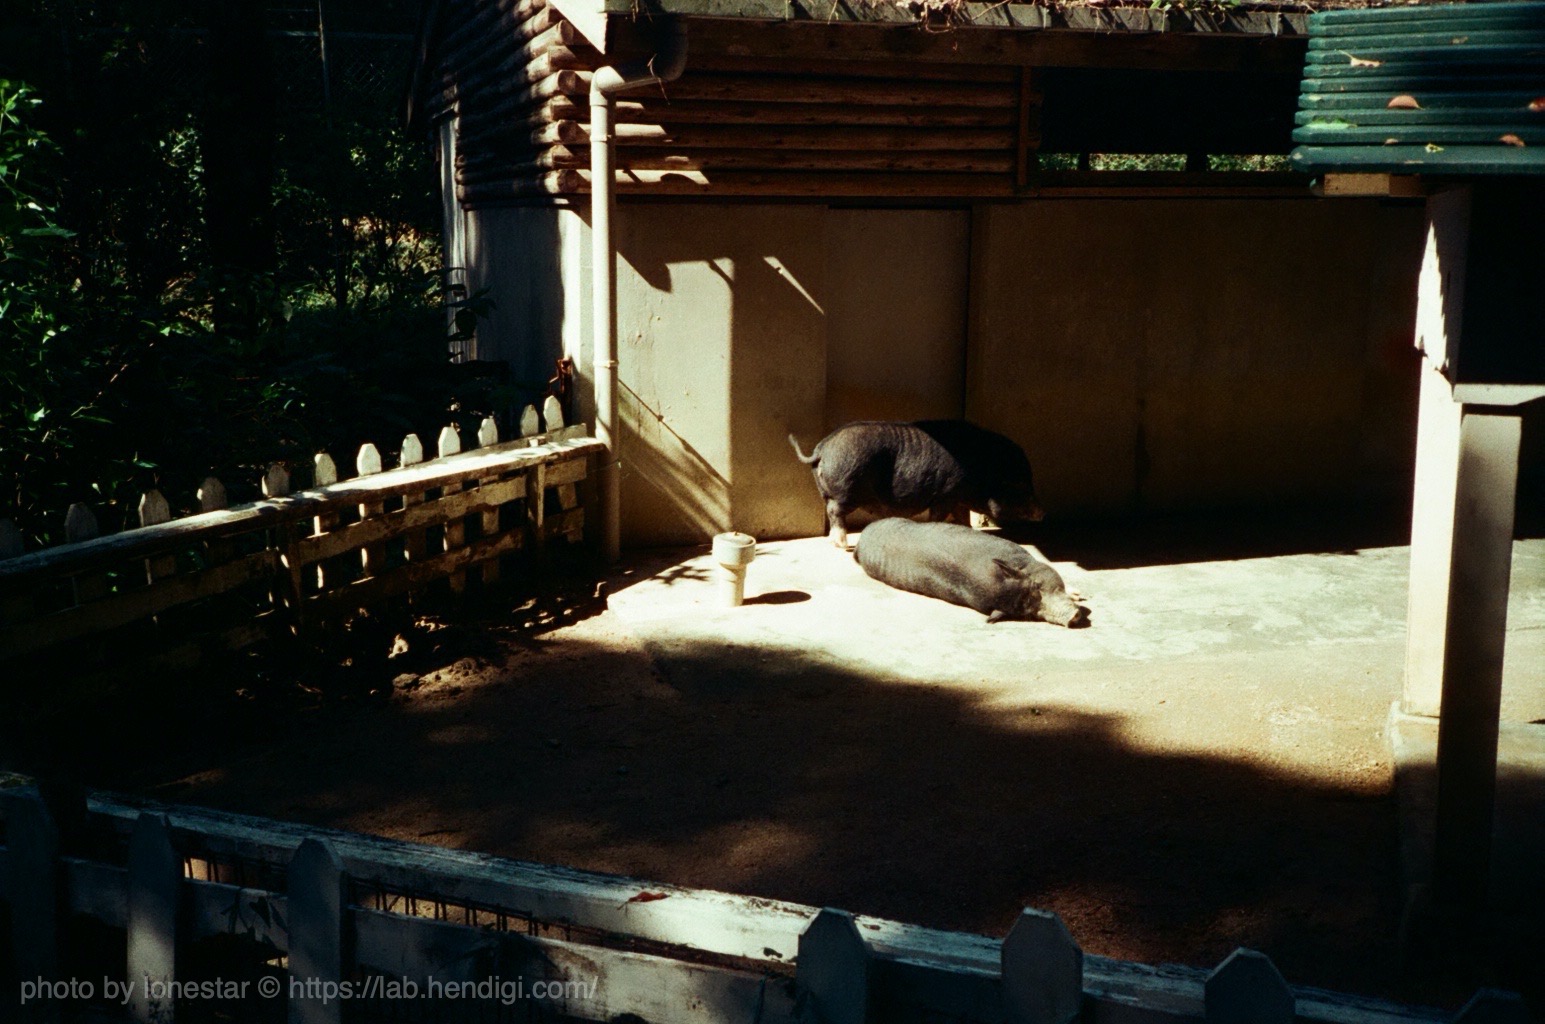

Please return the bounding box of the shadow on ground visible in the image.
[4,511,1542,1014]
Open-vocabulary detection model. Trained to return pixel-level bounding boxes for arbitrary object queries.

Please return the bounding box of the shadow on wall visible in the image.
[612,206,829,544]
[618,377,731,541]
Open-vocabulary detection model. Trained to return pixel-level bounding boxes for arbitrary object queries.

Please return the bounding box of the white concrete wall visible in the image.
[965,200,1425,518]
[613,205,829,545]
[457,196,1426,547]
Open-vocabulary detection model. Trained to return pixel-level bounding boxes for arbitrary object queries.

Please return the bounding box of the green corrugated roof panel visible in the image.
[1290,1,1545,177]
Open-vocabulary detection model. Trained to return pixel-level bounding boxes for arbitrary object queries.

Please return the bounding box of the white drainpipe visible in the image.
[590,21,688,562]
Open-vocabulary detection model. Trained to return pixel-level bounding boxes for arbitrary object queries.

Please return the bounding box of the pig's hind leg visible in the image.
[826,499,853,550]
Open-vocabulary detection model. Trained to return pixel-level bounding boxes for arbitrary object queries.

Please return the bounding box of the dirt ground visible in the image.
[7,508,1544,1013]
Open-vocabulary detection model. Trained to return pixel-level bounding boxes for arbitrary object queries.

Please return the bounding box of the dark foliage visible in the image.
[1,1,504,547]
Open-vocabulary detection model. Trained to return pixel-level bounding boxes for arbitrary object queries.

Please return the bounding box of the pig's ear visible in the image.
[992,558,1025,580]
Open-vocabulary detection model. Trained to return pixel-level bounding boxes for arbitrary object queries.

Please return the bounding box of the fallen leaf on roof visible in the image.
[623,891,671,906]
[1387,95,1421,110]
[1500,134,1526,147]
[1530,98,1545,112]
[1341,51,1383,68]
[1425,143,1444,153]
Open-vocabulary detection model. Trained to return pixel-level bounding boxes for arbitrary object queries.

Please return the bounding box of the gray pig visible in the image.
[857,518,1088,627]
[789,420,1045,549]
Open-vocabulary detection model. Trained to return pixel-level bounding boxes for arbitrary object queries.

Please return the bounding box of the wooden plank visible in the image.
[438,427,467,594]
[1,520,33,623]
[352,910,802,1023]
[311,453,341,594]
[1016,67,1037,189]
[459,149,1017,180]
[476,417,503,587]
[467,122,1019,152]
[641,17,1308,75]
[527,462,548,557]
[60,795,1451,1024]
[289,840,346,1024]
[3,790,60,1024]
[682,53,1019,82]
[127,813,179,1024]
[65,502,108,607]
[288,476,526,568]
[0,438,602,582]
[137,490,175,584]
[604,168,1014,195]
[308,529,524,614]
[355,444,386,579]
[797,909,869,1024]
[525,98,1019,130]
[0,551,280,659]
[642,74,1016,108]
[0,518,22,559]
[1002,909,1082,1024]
[1204,949,1294,1024]
[398,434,428,566]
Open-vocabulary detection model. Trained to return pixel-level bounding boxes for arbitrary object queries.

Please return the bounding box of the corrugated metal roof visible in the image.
[1290,1,1545,176]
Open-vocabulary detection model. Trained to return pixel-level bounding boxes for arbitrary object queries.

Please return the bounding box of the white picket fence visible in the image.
[0,401,601,667]
[0,787,1527,1024]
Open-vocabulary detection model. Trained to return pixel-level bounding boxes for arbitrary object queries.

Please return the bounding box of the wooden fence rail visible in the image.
[0,788,1527,1024]
[0,406,601,667]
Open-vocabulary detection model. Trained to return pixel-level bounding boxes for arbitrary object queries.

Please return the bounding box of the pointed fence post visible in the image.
[127,813,179,1023]
[1002,908,1083,1024]
[309,453,340,598]
[476,417,503,585]
[288,839,347,1024]
[1,518,23,559]
[196,478,239,625]
[519,404,541,442]
[138,489,175,586]
[198,477,227,513]
[356,444,385,579]
[1454,989,1531,1024]
[4,790,60,1024]
[527,458,548,558]
[438,426,467,593]
[1204,948,1293,1024]
[400,434,427,565]
[542,394,564,432]
[797,908,869,1024]
[263,464,291,500]
[1,519,33,626]
[64,502,108,607]
[262,466,295,625]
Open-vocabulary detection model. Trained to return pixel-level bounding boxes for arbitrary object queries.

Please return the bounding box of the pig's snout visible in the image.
[1042,596,1089,629]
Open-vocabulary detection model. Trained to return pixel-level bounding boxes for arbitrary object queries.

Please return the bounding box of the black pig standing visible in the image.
[857,518,1087,627]
[788,420,1044,550]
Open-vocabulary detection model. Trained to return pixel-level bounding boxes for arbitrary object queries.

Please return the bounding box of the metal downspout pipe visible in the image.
[590,20,688,562]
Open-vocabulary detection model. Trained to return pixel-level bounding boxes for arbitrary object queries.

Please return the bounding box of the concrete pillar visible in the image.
[1430,407,1521,908]
[1399,182,1540,912]
[1403,360,1464,717]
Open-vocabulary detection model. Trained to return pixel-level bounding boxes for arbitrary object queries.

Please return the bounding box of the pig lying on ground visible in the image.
[856,518,1088,627]
[788,420,1044,550]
